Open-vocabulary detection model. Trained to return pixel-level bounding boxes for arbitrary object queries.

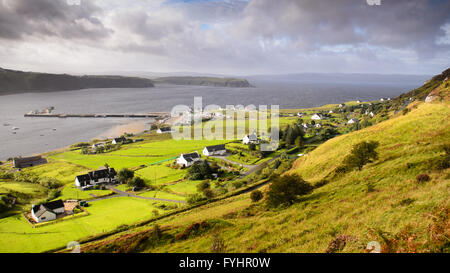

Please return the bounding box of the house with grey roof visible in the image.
[203,144,226,156]
[31,200,65,223]
[75,166,117,190]
[176,152,201,168]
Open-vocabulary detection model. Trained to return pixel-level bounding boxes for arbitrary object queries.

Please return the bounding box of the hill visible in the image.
[70,69,449,253]
[152,76,252,88]
[0,68,154,95]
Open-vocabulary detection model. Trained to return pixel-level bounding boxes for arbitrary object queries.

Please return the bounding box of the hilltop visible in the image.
[152,76,252,88]
[74,69,449,253]
[0,68,155,95]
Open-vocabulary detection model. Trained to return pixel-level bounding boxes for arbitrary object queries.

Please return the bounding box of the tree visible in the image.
[266,174,313,208]
[294,136,304,149]
[128,177,145,188]
[118,168,134,184]
[250,190,263,202]
[343,141,380,171]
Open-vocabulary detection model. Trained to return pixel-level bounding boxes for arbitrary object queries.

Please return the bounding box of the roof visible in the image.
[32,200,64,217]
[13,156,47,167]
[245,133,259,141]
[158,127,172,132]
[182,152,200,162]
[205,144,226,152]
[113,137,127,142]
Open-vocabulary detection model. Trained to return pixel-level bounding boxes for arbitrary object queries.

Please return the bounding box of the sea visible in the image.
[0,79,424,160]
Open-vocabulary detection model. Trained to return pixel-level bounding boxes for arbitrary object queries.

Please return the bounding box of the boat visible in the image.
[12,127,19,130]
[3,123,10,126]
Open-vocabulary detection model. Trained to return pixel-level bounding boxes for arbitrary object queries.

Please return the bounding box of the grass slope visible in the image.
[79,99,449,253]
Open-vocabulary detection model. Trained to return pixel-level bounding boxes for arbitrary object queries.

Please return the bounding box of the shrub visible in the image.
[250,190,263,202]
[128,177,145,188]
[342,141,380,171]
[211,233,227,253]
[46,189,61,201]
[416,174,431,183]
[266,174,313,208]
[197,181,210,192]
[203,188,215,199]
[39,177,62,189]
[118,168,134,184]
[186,193,206,205]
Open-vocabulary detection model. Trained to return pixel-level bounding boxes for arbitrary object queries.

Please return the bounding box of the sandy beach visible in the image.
[96,119,152,139]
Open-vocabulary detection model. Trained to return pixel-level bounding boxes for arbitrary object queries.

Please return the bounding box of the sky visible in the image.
[0,0,449,76]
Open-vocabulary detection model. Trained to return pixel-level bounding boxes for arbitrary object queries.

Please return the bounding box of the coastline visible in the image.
[96,119,152,139]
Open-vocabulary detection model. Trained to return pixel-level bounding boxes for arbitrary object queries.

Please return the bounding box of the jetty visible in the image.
[24,112,170,119]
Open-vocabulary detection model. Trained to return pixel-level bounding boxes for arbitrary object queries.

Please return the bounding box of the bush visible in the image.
[266,174,313,208]
[416,174,431,183]
[39,177,62,189]
[342,141,380,171]
[47,189,61,201]
[196,181,210,192]
[250,190,263,202]
[203,188,215,199]
[186,193,206,205]
[118,168,134,184]
[128,177,145,188]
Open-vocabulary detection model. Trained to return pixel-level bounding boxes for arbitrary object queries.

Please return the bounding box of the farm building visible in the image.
[75,166,117,190]
[176,152,201,167]
[348,118,359,124]
[31,200,65,223]
[157,127,174,134]
[13,156,47,169]
[112,136,127,145]
[203,144,226,156]
[311,114,323,120]
[92,142,106,149]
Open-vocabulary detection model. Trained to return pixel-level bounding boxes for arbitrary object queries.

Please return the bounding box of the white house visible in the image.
[301,123,311,130]
[348,118,359,124]
[369,112,374,117]
[203,144,226,156]
[329,110,334,114]
[92,142,106,150]
[315,123,322,128]
[112,136,127,145]
[311,114,323,120]
[75,167,117,190]
[31,200,65,223]
[157,127,174,134]
[243,133,259,144]
[176,152,201,168]
[339,104,346,108]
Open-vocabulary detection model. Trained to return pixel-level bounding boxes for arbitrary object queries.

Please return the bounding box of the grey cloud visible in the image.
[0,0,111,41]
[233,0,450,55]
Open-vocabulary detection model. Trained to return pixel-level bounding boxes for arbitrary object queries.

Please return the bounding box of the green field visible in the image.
[138,190,186,201]
[135,164,187,185]
[59,184,113,200]
[0,197,174,253]
[163,180,204,196]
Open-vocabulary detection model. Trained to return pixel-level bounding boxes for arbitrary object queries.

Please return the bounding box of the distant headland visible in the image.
[0,67,155,95]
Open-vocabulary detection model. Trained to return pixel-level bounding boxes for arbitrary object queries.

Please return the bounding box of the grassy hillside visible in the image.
[77,74,450,253]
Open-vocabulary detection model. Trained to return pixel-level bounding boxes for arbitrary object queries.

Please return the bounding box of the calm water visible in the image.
[0,80,420,160]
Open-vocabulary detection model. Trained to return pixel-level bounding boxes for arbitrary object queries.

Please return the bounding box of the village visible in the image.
[0,97,398,251]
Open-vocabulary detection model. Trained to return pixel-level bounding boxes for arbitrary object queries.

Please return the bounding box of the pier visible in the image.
[24,112,170,119]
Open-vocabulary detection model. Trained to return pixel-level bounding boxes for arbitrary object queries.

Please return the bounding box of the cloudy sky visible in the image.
[0,0,449,75]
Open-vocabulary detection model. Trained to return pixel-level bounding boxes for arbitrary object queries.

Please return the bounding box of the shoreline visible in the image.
[95,119,153,139]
